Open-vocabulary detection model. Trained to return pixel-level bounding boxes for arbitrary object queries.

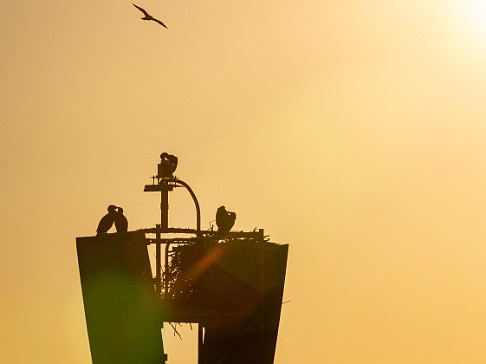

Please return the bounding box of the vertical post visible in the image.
[159,186,169,297]
[259,229,265,357]
[161,186,169,296]
[198,324,204,364]
[161,185,169,230]
[156,224,161,296]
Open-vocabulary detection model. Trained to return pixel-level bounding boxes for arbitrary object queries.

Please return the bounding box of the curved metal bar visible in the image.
[173,178,202,360]
[175,178,201,232]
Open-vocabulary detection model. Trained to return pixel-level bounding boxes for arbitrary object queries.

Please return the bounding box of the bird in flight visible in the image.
[133,3,168,29]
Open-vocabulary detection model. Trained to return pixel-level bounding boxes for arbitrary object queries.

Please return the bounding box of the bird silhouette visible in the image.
[133,3,168,29]
[114,207,128,233]
[97,205,118,235]
[216,206,236,233]
[159,152,178,177]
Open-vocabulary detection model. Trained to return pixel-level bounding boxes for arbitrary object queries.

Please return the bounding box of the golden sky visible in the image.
[2,0,486,363]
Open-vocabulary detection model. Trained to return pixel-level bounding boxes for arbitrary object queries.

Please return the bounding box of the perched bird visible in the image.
[216,206,236,233]
[133,3,168,29]
[97,205,118,235]
[114,207,128,233]
[158,152,178,177]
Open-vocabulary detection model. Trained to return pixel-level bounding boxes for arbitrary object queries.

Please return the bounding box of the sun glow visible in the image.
[453,0,486,43]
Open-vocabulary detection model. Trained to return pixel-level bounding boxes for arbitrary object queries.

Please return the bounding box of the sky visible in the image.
[2,0,486,363]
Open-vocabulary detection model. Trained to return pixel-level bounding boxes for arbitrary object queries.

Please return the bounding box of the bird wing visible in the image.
[133,3,150,17]
[153,18,168,29]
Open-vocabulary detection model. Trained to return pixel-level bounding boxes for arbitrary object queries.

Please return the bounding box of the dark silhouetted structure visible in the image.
[96,205,118,235]
[114,207,128,232]
[133,3,168,29]
[77,153,288,364]
[166,236,288,364]
[216,205,237,233]
[77,232,166,364]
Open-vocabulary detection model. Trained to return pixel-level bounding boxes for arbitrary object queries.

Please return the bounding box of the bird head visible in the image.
[160,152,169,160]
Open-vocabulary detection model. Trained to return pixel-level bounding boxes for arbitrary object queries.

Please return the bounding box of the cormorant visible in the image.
[133,3,168,29]
[96,205,118,235]
[114,207,128,233]
[158,152,178,177]
[216,206,236,233]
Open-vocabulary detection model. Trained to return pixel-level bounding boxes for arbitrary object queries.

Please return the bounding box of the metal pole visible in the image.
[198,324,204,364]
[161,185,169,230]
[159,186,169,297]
[155,224,161,296]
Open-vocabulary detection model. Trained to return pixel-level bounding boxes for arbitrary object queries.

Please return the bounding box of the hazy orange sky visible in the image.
[2,1,486,363]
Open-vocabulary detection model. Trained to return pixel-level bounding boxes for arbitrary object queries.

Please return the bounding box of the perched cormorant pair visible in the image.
[96,205,128,235]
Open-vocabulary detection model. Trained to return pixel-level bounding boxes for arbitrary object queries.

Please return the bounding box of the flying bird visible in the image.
[133,3,168,29]
[216,206,236,233]
[97,205,118,235]
[114,207,128,233]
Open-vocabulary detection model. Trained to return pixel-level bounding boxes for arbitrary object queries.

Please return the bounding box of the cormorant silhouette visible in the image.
[114,207,128,233]
[216,206,236,233]
[96,205,118,235]
[159,152,178,177]
[133,3,168,29]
